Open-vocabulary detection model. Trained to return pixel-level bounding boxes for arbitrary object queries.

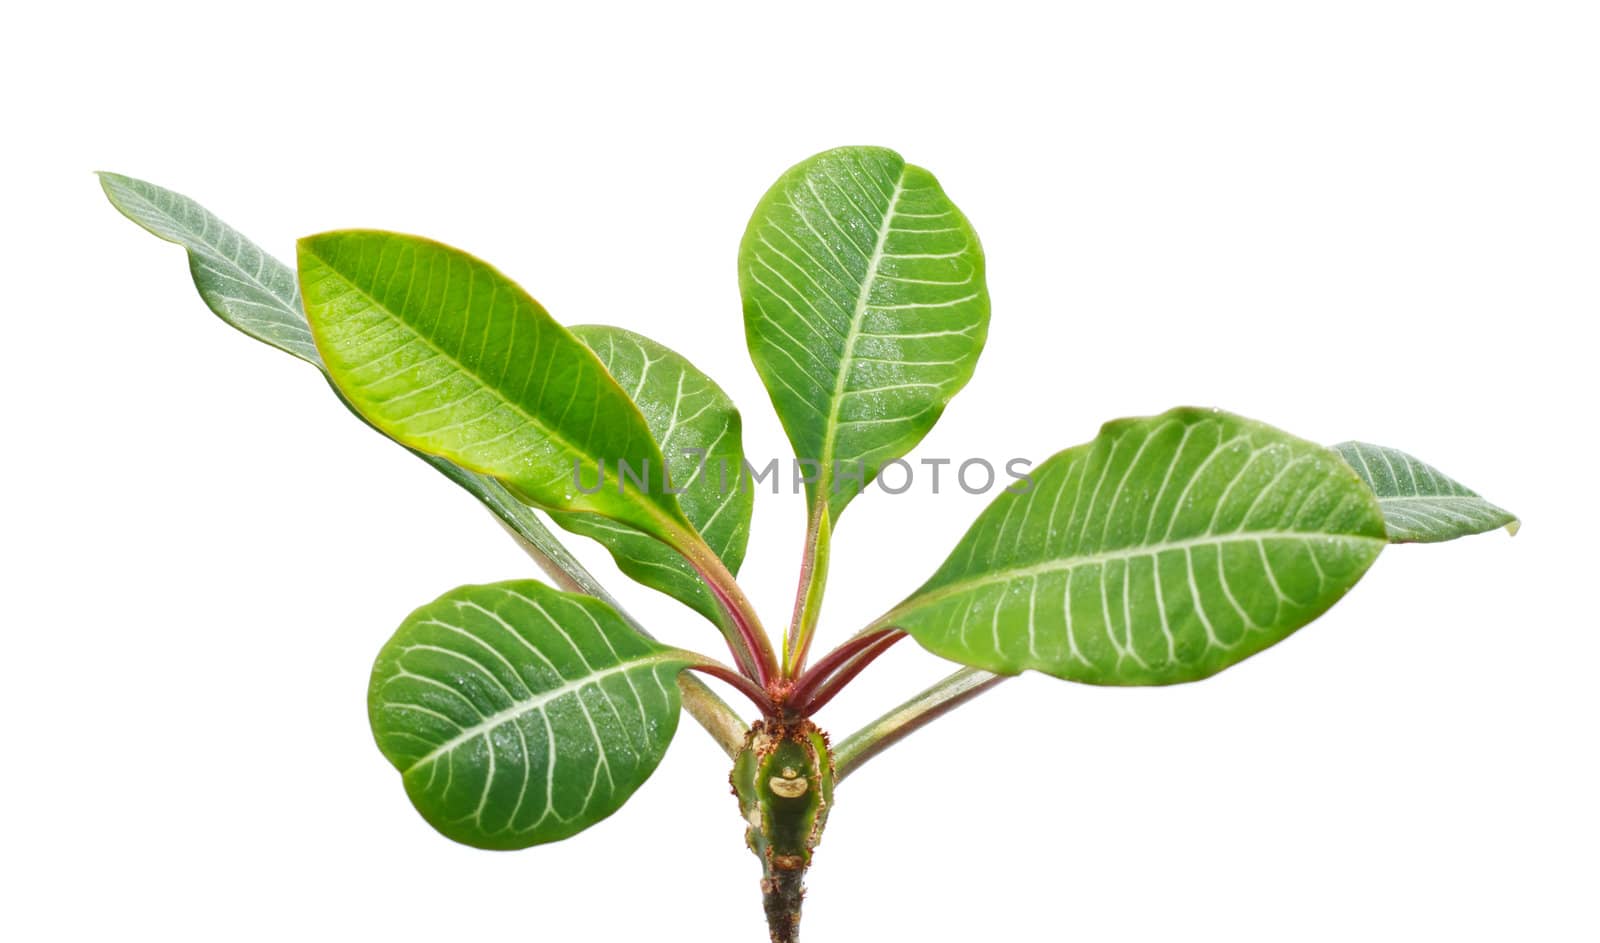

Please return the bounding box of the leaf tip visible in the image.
[1504,518,1521,537]
[96,170,129,204]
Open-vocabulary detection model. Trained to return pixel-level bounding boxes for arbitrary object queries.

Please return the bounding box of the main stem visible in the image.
[734,720,834,943]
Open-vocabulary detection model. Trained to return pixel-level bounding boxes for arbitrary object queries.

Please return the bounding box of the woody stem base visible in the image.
[731,720,835,943]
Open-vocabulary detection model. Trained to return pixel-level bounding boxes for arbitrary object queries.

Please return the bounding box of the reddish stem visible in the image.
[793,631,906,715]
[690,557,778,690]
[784,532,818,670]
[789,629,893,697]
[786,628,905,714]
[687,662,776,714]
[783,502,828,675]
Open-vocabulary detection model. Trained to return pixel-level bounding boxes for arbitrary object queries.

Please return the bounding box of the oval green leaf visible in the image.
[882,409,1387,684]
[298,231,691,543]
[550,326,752,623]
[369,580,694,850]
[740,146,989,523]
[1333,441,1518,543]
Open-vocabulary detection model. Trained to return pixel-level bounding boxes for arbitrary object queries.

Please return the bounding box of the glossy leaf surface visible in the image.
[298,231,689,541]
[1334,441,1518,543]
[551,326,751,622]
[740,146,988,521]
[884,409,1387,684]
[369,580,692,849]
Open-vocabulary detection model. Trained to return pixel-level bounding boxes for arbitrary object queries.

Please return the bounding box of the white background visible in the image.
[4,2,1596,940]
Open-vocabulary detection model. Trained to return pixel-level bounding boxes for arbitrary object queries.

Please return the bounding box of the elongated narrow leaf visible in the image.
[549,327,751,622]
[100,178,608,563]
[99,173,321,365]
[1333,441,1518,543]
[741,146,989,522]
[369,580,693,849]
[883,409,1387,684]
[298,231,690,543]
[100,178,524,524]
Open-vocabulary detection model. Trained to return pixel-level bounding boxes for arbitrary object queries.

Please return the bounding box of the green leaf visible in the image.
[99,172,321,366]
[297,231,691,543]
[103,176,753,756]
[740,146,989,522]
[550,327,752,623]
[101,174,636,588]
[1333,441,1518,543]
[368,580,694,850]
[882,409,1387,684]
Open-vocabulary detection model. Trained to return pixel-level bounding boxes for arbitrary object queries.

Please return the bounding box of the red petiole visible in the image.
[687,661,778,714]
[784,627,906,715]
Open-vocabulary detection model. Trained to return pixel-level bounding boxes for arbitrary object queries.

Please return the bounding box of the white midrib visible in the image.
[815,167,908,499]
[884,528,1386,620]
[401,655,678,772]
